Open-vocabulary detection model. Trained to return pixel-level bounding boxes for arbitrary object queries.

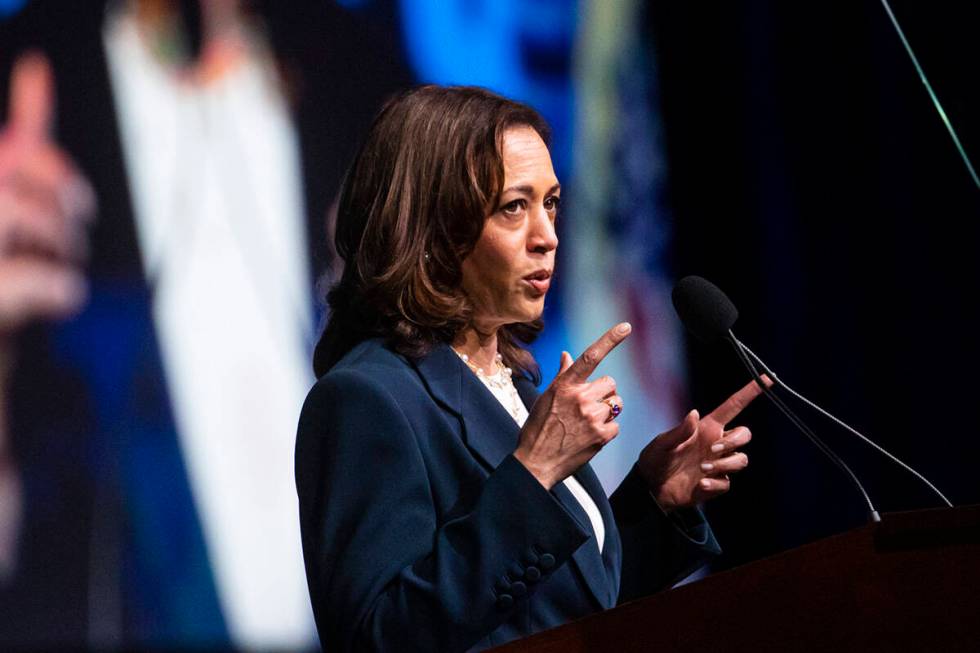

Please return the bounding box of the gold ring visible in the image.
[602,398,622,419]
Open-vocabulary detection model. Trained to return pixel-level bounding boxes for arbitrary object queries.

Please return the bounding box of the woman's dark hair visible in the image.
[312,85,551,379]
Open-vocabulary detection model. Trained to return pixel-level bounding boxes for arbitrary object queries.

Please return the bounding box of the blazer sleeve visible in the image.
[609,464,721,604]
[295,369,591,653]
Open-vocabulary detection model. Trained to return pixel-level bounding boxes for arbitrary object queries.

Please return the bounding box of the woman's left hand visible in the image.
[637,378,769,512]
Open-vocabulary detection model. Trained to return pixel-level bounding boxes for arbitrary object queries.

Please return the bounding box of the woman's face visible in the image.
[461,126,560,331]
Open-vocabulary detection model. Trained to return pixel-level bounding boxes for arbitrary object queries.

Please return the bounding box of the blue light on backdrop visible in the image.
[0,0,27,18]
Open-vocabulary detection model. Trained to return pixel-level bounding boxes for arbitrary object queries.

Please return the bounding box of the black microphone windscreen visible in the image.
[672,275,739,342]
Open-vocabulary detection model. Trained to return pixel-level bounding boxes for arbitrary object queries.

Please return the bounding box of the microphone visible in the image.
[671,275,953,522]
[671,275,738,343]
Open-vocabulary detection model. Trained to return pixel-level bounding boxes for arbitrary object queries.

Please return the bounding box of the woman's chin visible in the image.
[514,299,546,323]
[480,298,546,328]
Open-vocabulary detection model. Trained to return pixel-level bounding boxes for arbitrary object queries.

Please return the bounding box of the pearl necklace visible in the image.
[453,350,525,421]
[455,351,509,387]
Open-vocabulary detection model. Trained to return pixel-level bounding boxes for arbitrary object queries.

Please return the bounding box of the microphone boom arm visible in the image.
[726,330,882,522]
[731,333,953,509]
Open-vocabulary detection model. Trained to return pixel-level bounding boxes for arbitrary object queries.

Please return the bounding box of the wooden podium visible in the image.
[492,505,980,652]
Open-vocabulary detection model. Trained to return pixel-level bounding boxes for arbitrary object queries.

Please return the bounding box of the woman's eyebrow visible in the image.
[501,183,561,195]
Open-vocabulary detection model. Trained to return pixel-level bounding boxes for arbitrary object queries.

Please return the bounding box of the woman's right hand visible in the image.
[514,322,632,489]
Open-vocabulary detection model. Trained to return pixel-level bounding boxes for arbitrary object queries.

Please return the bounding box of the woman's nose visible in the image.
[528,207,558,254]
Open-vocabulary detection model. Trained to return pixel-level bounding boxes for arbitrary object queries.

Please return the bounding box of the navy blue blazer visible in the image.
[295,338,720,652]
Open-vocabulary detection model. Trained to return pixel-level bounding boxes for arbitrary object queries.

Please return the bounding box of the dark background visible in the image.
[648,0,980,568]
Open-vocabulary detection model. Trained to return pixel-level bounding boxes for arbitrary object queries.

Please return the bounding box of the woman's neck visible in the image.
[453,328,500,375]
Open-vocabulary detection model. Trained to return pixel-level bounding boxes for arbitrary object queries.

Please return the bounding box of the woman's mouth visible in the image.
[523,270,551,294]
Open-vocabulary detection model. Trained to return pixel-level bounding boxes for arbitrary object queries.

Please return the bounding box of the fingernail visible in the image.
[700,462,714,472]
[699,479,711,489]
[711,442,725,453]
[616,322,632,335]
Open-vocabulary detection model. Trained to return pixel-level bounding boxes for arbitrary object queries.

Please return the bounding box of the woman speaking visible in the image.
[295,86,763,652]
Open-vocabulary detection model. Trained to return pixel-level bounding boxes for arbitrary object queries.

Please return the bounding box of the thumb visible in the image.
[7,51,54,143]
[557,350,574,376]
[654,409,699,449]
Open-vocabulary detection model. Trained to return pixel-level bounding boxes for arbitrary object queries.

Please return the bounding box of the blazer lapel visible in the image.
[549,479,616,608]
[412,344,517,469]
[570,465,622,606]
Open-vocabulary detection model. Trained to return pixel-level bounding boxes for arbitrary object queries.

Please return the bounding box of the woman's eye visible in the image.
[545,196,561,212]
[501,199,525,215]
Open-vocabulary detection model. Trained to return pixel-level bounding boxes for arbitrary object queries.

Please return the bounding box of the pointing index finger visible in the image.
[705,375,771,426]
[565,322,632,382]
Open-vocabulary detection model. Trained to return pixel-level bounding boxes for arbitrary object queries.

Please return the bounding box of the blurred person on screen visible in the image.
[0,0,408,648]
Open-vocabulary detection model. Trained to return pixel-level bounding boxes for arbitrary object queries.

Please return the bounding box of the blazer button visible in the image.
[524,566,541,582]
[523,551,539,566]
[496,594,514,611]
[539,553,556,570]
[510,581,527,597]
